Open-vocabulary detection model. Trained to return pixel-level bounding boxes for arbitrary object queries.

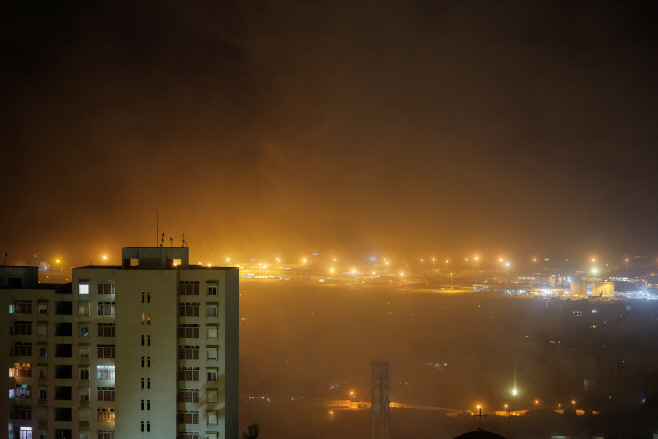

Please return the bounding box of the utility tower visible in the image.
[371,361,390,439]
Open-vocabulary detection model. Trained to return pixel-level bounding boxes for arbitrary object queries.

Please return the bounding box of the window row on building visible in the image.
[178,410,220,425]
[178,367,220,382]
[9,322,116,338]
[178,345,221,360]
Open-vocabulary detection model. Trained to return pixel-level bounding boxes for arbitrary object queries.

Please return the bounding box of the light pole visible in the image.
[572,400,576,411]
[330,411,333,420]
[450,273,453,287]
[432,258,435,270]
[445,260,448,270]
[350,391,354,402]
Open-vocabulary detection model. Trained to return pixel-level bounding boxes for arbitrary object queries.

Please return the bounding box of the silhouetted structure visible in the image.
[371,360,390,439]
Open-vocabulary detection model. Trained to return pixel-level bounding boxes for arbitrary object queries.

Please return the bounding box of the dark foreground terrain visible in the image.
[239,281,658,438]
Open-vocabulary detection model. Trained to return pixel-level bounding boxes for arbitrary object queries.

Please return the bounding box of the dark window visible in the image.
[178,325,199,338]
[178,346,200,359]
[11,406,32,419]
[55,386,72,400]
[98,283,115,294]
[55,365,72,379]
[55,344,72,357]
[55,301,73,315]
[177,411,199,424]
[97,387,115,401]
[177,368,199,381]
[12,321,32,335]
[97,345,115,358]
[55,322,72,336]
[97,323,115,337]
[10,342,32,356]
[97,302,115,316]
[179,303,200,316]
[179,282,200,295]
[55,407,72,421]
[13,300,32,314]
[178,389,200,402]
[54,430,72,439]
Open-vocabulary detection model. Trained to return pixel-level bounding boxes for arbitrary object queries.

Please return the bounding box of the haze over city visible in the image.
[3,1,658,265]
[3,2,658,439]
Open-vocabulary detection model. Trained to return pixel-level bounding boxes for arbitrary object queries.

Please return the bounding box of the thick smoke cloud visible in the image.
[2,1,657,262]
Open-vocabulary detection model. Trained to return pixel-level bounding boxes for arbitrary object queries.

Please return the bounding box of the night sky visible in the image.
[2,1,658,265]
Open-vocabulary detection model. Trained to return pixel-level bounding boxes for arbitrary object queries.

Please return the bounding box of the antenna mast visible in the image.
[156,211,158,247]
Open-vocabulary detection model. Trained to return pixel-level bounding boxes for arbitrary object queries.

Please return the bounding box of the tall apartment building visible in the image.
[2,247,239,439]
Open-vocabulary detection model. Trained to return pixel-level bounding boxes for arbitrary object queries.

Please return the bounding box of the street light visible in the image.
[432,258,435,270]
[450,273,453,287]
[330,411,333,420]
[445,260,448,270]
[350,391,354,402]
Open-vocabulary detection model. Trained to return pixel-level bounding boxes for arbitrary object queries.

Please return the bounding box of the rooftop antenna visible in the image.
[170,237,173,247]
[161,233,164,248]
[182,234,187,248]
[4,254,7,266]
[156,211,158,247]
[475,405,486,430]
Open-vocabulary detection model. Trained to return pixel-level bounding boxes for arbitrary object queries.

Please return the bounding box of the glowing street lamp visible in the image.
[432,258,435,269]
[350,391,354,402]
[330,411,333,420]
[445,260,448,270]
[504,404,508,412]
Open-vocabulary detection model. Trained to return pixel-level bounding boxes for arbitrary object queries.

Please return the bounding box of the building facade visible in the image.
[2,247,239,439]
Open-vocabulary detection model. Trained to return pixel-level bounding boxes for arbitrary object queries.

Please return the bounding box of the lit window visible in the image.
[79,302,90,316]
[79,284,89,295]
[141,313,145,324]
[97,408,115,422]
[96,366,115,380]
[207,410,218,425]
[80,325,89,337]
[207,325,218,339]
[147,314,151,324]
